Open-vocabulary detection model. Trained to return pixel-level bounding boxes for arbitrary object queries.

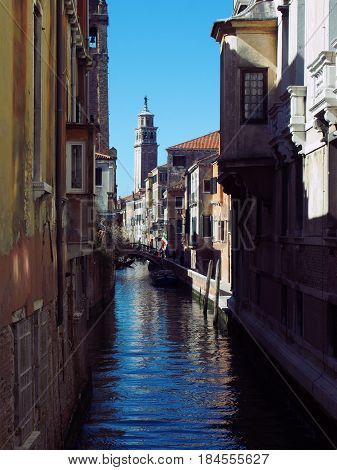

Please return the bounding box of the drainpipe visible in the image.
[71,30,77,122]
[56,0,64,326]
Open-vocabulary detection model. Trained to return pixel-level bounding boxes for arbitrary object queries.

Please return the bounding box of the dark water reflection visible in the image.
[77,262,332,450]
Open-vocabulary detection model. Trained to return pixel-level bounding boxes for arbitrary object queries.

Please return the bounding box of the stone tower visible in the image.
[134,97,158,192]
[89,0,117,209]
[89,0,109,152]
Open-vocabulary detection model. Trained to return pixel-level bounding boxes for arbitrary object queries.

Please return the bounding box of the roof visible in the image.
[138,96,154,116]
[187,153,218,173]
[95,147,117,160]
[120,189,145,203]
[167,131,219,151]
[95,152,112,160]
[211,0,277,41]
[121,194,134,203]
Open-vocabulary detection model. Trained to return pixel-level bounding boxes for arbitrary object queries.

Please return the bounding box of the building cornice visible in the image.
[64,0,92,67]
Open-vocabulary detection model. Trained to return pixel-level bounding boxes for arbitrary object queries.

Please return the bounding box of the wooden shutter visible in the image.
[14,318,33,444]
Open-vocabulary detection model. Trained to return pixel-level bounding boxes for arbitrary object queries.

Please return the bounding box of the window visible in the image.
[238,5,247,13]
[66,142,85,192]
[203,180,211,193]
[176,219,183,234]
[13,317,34,445]
[191,216,197,245]
[241,69,267,123]
[89,27,97,48]
[328,303,337,357]
[95,167,103,186]
[203,215,212,237]
[256,273,261,306]
[33,5,42,182]
[175,196,183,209]
[159,172,167,184]
[152,174,157,184]
[220,220,226,242]
[281,284,288,326]
[210,177,218,194]
[281,164,289,236]
[296,291,304,336]
[295,157,303,233]
[34,309,49,408]
[173,155,186,167]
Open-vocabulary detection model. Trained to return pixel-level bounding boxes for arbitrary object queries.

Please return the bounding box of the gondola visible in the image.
[149,269,178,287]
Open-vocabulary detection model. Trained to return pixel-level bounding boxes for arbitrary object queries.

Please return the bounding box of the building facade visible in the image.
[144,165,168,247]
[212,0,337,420]
[0,0,114,449]
[89,0,117,211]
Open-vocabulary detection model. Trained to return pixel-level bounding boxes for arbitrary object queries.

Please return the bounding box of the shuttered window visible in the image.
[210,177,218,194]
[14,318,34,445]
[203,215,212,238]
[34,309,49,406]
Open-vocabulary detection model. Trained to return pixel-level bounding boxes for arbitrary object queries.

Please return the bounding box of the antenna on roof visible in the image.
[144,95,148,111]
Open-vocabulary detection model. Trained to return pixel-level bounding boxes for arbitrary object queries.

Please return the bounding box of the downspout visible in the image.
[71,30,77,122]
[56,0,64,326]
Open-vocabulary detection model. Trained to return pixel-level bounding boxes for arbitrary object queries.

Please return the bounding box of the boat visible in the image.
[115,257,135,270]
[149,269,178,287]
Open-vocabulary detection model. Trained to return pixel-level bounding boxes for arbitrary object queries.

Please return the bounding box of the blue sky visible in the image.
[107,1,232,197]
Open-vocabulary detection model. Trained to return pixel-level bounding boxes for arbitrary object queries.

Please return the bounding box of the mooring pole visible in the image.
[213,259,221,326]
[203,260,213,315]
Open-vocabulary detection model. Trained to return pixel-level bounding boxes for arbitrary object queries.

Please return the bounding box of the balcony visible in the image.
[66,122,96,259]
[269,86,306,161]
[308,51,337,128]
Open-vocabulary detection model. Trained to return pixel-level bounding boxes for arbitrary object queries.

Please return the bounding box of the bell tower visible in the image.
[134,97,158,192]
[89,0,117,209]
[88,0,109,152]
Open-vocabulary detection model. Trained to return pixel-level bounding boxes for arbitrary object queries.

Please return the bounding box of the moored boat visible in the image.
[149,269,178,287]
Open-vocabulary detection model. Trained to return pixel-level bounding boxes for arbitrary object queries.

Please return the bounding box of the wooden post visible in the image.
[203,260,213,315]
[213,259,221,326]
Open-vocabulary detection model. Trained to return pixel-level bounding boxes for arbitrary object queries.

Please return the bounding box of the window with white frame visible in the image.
[203,180,211,193]
[67,142,85,192]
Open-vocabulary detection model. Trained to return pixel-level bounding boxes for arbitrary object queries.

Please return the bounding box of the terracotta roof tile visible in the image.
[95,152,112,160]
[167,131,219,151]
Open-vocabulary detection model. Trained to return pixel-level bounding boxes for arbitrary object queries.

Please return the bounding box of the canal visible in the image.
[76,262,332,450]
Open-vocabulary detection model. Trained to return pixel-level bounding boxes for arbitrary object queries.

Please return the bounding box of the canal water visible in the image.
[77,262,333,450]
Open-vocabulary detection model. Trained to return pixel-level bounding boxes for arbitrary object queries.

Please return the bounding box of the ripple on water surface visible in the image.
[77,262,332,450]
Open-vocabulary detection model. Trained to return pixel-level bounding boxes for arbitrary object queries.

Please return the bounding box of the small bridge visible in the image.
[116,244,165,267]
